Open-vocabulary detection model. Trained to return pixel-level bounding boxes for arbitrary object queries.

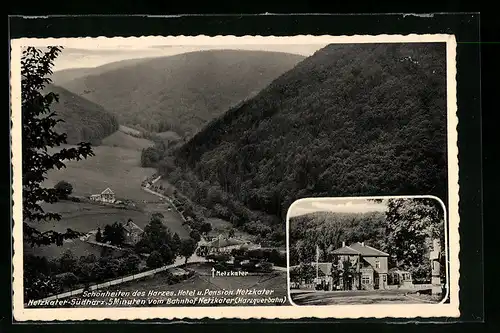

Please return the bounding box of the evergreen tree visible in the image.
[189,230,201,242]
[171,233,182,256]
[180,238,197,265]
[199,222,212,236]
[95,228,102,243]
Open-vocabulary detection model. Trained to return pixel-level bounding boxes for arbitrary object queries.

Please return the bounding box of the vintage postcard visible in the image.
[10,34,459,321]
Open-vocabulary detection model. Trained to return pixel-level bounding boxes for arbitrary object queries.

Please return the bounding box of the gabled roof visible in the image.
[330,242,389,257]
[349,242,389,256]
[101,188,114,195]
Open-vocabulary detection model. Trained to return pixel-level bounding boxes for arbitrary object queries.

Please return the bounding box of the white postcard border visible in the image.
[11,34,459,321]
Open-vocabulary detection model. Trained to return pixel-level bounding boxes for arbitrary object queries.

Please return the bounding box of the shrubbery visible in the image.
[134,214,181,265]
[146,251,164,269]
[158,44,447,248]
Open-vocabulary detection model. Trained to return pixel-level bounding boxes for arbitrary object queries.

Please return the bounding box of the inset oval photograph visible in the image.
[287,196,448,306]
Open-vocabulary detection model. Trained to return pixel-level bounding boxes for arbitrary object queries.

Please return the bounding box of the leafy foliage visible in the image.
[102,222,126,246]
[289,211,387,266]
[22,46,94,247]
[289,198,446,283]
[24,254,61,300]
[164,43,447,245]
[384,198,446,281]
[54,180,73,199]
[189,229,201,242]
[289,264,316,284]
[199,222,212,235]
[141,146,162,167]
[24,251,143,300]
[171,233,182,255]
[134,214,180,264]
[95,227,103,243]
[159,244,175,265]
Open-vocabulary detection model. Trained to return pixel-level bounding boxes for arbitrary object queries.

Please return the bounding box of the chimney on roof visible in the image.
[361,242,365,246]
[342,241,346,247]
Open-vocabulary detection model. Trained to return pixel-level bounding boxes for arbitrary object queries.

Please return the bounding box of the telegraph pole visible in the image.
[430,238,442,295]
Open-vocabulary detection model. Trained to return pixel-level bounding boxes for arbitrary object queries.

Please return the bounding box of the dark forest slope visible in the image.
[47,84,119,145]
[59,50,305,137]
[169,43,447,232]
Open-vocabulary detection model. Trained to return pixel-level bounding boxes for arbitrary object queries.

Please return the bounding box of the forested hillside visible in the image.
[46,84,119,145]
[288,211,387,266]
[59,50,305,137]
[157,43,447,246]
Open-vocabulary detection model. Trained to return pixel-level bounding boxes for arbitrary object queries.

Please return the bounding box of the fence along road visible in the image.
[24,255,207,306]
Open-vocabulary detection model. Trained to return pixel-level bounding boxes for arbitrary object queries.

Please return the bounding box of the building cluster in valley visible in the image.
[197,234,262,257]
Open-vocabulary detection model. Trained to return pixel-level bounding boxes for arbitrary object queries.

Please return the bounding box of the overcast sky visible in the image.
[53,44,328,72]
[288,198,387,218]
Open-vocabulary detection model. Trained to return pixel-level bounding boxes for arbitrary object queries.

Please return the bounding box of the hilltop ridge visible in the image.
[161,43,447,245]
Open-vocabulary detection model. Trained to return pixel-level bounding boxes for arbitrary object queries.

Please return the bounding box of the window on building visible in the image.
[383,275,387,282]
[375,260,380,269]
[361,276,370,284]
